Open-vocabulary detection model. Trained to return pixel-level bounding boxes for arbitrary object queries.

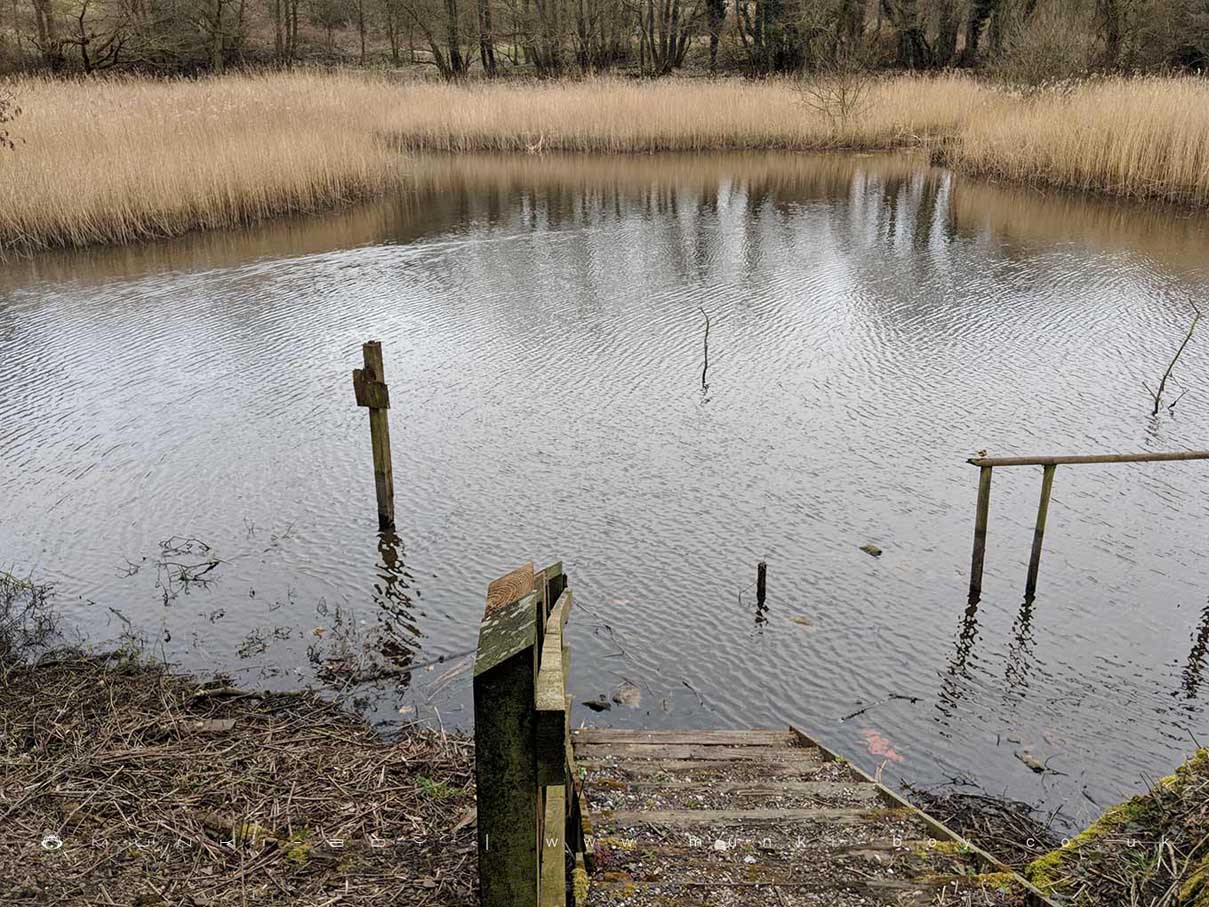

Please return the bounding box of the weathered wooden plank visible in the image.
[589,779,882,799]
[588,878,936,895]
[573,729,794,747]
[539,784,566,907]
[575,755,825,778]
[969,450,1209,468]
[573,743,814,761]
[593,806,910,826]
[536,595,568,786]
[474,571,540,907]
[486,562,535,618]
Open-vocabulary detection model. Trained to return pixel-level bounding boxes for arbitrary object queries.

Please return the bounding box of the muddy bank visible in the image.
[0,653,476,905]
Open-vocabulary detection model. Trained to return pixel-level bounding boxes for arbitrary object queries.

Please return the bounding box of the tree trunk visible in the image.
[935,0,958,66]
[445,0,464,74]
[1098,0,1121,67]
[357,0,366,64]
[210,0,224,72]
[477,0,496,75]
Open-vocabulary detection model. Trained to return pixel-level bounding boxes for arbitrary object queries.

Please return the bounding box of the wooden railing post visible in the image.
[474,563,539,907]
[1024,465,1056,600]
[474,560,584,907]
[968,465,993,603]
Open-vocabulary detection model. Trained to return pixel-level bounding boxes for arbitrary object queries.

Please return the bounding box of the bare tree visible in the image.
[1144,303,1202,416]
[796,43,873,131]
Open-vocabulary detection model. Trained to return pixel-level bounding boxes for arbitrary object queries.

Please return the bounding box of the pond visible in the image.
[3,151,1208,834]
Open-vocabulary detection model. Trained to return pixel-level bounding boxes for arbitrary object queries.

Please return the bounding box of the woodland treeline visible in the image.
[1,0,1207,77]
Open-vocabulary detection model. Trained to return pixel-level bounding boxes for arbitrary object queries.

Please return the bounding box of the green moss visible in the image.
[917,839,970,856]
[1180,854,1209,907]
[282,829,314,865]
[416,776,461,799]
[572,866,590,905]
[1027,795,1150,891]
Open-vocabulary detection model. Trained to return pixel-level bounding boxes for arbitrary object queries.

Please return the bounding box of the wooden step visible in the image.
[572,728,797,747]
[594,806,912,826]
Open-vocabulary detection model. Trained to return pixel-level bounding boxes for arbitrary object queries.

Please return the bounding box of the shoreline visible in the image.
[2,72,1208,256]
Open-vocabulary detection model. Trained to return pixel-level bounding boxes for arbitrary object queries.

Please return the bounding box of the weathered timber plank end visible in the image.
[485,562,535,618]
[540,784,567,907]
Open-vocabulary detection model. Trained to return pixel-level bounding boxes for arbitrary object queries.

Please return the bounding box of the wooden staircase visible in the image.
[573,727,1054,907]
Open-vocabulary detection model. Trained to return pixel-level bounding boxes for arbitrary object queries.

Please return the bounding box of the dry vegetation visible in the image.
[0,72,399,252]
[2,70,1209,254]
[1025,749,1209,907]
[0,653,477,905]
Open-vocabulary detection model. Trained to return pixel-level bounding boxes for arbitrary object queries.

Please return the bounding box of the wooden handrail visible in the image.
[966,449,1209,601]
[968,450,1209,468]
[475,562,587,907]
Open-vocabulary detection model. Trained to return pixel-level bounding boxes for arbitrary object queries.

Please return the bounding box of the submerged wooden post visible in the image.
[352,340,395,532]
[756,561,767,606]
[474,563,540,907]
[1024,465,1056,600]
[968,466,993,603]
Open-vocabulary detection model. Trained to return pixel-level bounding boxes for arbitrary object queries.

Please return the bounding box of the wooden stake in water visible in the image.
[757,561,767,606]
[968,466,993,603]
[352,340,395,532]
[1024,465,1056,600]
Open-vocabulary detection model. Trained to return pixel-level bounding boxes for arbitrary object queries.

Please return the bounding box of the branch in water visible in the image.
[699,307,710,390]
[1149,302,1201,416]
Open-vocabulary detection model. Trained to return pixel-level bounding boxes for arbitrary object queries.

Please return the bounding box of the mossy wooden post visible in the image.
[351,340,395,532]
[474,563,539,907]
[968,465,993,603]
[1024,465,1056,600]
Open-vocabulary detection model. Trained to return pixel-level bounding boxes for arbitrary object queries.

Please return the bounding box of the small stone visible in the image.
[860,544,883,557]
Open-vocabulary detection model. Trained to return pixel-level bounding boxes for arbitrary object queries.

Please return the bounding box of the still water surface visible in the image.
[3,152,1209,832]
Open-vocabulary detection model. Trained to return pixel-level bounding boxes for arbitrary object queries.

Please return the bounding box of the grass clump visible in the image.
[1026,748,1209,906]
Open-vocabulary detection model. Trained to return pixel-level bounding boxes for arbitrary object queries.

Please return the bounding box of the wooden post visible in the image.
[756,561,767,606]
[474,563,540,907]
[1024,465,1056,600]
[968,465,993,603]
[540,784,566,907]
[352,340,395,532]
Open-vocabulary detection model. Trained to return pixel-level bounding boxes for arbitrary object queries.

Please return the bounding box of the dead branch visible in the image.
[1147,303,1201,416]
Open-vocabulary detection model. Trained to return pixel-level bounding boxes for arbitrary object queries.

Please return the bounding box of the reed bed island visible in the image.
[2,72,1209,254]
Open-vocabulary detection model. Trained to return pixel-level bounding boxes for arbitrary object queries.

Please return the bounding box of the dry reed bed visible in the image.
[2,72,1209,254]
[0,73,400,252]
[0,654,477,905]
